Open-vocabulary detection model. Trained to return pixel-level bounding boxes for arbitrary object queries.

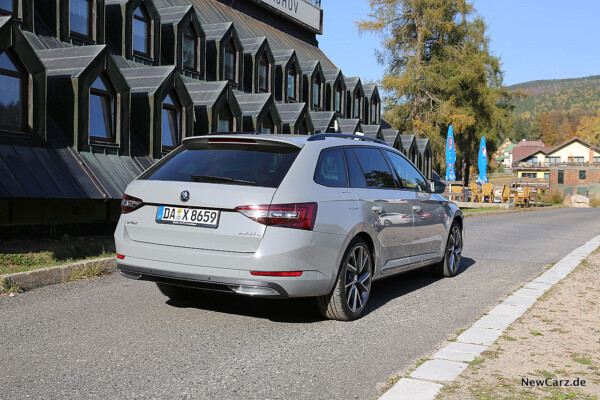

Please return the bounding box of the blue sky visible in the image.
[318,0,600,87]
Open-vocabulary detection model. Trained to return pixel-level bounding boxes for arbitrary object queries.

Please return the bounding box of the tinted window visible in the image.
[384,150,428,191]
[344,148,367,188]
[145,145,300,188]
[352,147,395,189]
[314,149,348,187]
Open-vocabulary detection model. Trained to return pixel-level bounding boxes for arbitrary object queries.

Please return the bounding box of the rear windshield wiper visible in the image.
[190,174,257,186]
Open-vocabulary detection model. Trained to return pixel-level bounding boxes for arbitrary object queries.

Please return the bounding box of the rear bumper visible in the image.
[118,264,289,297]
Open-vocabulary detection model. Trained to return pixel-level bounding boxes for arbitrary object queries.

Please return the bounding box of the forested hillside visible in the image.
[508,76,600,145]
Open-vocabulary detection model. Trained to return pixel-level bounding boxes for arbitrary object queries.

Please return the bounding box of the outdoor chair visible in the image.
[469,183,480,202]
[449,185,464,202]
[501,185,511,203]
[516,187,531,205]
[480,183,494,203]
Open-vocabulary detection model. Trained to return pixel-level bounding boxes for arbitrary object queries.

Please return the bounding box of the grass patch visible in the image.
[0,279,22,295]
[461,207,505,213]
[0,236,115,275]
[504,335,517,341]
[64,264,106,283]
[530,329,544,336]
[571,354,592,365]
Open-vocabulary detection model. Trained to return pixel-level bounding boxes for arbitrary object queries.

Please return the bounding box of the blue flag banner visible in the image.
[445,125,456,181]
[477,136,488,184]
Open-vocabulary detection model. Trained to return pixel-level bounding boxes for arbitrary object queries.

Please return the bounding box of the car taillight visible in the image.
[235,202,318,231]
[121,194,144,214]
[250,271,303,277]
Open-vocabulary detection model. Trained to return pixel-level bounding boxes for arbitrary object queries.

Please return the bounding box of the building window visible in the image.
[313,77,321,108]
[557,170,564,184]
[371,100,379,124]
[572,156,584,163]
[0,51,26,132]
[89,76,115,141]
[133,4,151,58]
[547,156,560,163]
[161,94,180,148]
[257,54,269,92]
[335,85,342,114]
[262,112,274,134]
[217,104,233,132]
[0,0,15,15]
[544,173,550,179]
[595,157,600,164]
[287,64,296,101]
[579,170,586,180]
[182,25,198,72]
[70,0,92,39]
[354,95,361,119]
[223,40,237,83]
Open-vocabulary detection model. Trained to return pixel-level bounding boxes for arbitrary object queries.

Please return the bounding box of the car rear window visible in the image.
[143,144,300,188]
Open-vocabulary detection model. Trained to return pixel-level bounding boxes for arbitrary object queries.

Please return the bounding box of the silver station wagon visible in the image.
[115,133,463,320]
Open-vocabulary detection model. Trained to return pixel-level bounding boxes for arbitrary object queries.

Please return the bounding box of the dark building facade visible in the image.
[0,0,413,228]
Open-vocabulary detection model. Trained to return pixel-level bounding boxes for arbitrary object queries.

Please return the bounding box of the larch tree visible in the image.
[358,0,512,184]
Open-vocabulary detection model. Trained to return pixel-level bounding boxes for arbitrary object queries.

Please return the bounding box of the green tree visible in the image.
[358,0,512,183]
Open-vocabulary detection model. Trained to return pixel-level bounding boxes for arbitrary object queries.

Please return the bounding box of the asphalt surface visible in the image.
[1,208,600,400]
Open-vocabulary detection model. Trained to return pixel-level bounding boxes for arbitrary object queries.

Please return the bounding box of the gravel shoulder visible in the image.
[438,249,600,399]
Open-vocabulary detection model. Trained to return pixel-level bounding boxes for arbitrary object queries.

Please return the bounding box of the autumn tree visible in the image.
[576,115,600,145]
[358,0,512,183]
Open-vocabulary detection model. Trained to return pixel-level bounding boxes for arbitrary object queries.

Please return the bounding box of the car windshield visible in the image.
[143,144,300,188]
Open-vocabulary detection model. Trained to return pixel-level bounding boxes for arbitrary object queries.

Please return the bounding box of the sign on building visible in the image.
[250,0,323,34]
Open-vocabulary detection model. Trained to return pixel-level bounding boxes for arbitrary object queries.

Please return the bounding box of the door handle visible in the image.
[371,205,383,213]
[412,205,422,212]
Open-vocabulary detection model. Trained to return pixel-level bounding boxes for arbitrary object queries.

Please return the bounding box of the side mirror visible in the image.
[430,180,446,194]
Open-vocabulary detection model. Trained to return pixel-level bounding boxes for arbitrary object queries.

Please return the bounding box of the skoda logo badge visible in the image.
[180,190,190,202]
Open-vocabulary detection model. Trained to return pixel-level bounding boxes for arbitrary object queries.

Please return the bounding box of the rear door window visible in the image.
[384,150,429,191]
[314,148,348,187]
[143,144,300,188]
[352,147,396,189]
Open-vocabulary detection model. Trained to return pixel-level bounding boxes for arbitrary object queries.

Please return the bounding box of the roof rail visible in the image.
[307,133,389,146]
[207,131,261,135]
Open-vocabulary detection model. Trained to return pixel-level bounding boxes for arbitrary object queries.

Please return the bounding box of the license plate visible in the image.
[155,206,220,228]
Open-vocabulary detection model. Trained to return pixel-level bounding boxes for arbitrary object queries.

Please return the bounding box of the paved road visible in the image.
[1,208,600,400]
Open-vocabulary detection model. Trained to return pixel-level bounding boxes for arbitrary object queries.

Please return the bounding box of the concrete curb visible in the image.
[379,234,600,400]
[0,257,116,294]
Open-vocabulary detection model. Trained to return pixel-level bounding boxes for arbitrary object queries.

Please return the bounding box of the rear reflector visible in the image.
[116,254,125,260]
[235,203,318,230]
[250,271,303,277]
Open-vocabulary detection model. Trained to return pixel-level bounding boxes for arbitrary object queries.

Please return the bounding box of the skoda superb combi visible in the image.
[115,134,463,321]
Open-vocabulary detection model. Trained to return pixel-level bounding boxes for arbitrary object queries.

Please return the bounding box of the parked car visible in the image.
[115,133,463,321]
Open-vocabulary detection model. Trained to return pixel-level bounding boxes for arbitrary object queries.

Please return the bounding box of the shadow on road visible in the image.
[364,257,476,317]
[165,257,476,322]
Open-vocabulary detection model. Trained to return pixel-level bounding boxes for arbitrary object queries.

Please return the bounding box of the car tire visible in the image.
[156,282,202,300]
[317,238,373,321]
[430,222,462,277]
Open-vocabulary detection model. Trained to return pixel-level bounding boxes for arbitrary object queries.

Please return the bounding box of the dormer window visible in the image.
[287,64,297,101]
[335,85,342,114]
[69,0,92,39]
[0,51,26,132]
[133,4,151,58]
[182,25,198,72]
[224,40,236,82]
[371,99,379,124]
[0,0,15,15]
[313,76,322,109]
[161,93,181,148]
[218,104,234,132]
[262,113,274,134]
[354,94,362,119]
[89,75,115,142]
[258,53,268,92]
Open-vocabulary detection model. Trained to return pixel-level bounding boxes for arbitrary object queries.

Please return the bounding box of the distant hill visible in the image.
[507,75,600,140]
